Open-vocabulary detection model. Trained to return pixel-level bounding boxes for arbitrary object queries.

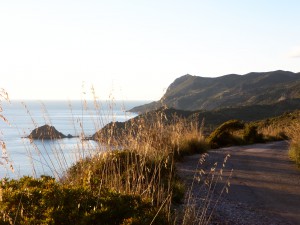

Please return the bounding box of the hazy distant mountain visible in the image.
[130,70,300,113]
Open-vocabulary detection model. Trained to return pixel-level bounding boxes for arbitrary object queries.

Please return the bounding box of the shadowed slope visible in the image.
[130,70,300,113]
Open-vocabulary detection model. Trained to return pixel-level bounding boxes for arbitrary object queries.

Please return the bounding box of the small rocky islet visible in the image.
[27,124,74,140]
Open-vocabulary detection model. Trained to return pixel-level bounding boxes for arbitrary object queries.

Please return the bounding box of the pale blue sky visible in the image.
[1,1,300,100]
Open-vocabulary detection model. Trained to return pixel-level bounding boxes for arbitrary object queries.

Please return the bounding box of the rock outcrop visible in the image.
[27,124,69,140]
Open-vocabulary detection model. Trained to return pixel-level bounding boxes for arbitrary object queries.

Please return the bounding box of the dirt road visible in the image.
[177,141,300,225]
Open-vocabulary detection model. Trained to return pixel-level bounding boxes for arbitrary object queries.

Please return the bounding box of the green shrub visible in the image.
[207,120,245,148]
[243,125,264,144]
[0,176,166,225]
[289,142,300,167]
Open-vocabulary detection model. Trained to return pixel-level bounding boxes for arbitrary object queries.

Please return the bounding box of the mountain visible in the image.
[129,70,300,113]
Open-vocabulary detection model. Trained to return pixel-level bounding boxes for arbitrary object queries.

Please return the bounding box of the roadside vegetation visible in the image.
[253,110,300,166]
[253,111,300,141]
[207,120,264,149]
[287,122,300,167]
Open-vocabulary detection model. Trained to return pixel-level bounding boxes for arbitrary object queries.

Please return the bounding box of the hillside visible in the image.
[130,70,300,113]
[253,109,300,138]
[92,99,300,140]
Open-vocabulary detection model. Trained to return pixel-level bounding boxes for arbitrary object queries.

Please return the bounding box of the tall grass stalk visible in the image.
[0,89,14,175]
[180,154,232,225]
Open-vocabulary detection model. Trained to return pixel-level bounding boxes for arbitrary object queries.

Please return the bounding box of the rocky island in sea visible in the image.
[27,124,74,140]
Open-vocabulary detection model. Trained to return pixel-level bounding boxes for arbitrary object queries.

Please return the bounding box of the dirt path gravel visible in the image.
[176,141,300,225]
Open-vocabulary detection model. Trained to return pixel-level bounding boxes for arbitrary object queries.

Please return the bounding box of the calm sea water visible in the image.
[0,100,147,179]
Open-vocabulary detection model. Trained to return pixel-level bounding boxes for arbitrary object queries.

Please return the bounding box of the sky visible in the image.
[1,0,300,101]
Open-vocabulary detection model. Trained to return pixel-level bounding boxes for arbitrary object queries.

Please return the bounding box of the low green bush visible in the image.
[289,141,300,167]
[0,176,166,225]
[207,120,245,148]
[243,125,264,144]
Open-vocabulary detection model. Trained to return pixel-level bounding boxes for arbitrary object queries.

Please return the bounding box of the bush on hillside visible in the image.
[289,142,300,167]
[243,125,264,144]
[207,120,245,148]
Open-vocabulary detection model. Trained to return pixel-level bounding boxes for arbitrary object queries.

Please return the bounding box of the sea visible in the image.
[0,100,147,179]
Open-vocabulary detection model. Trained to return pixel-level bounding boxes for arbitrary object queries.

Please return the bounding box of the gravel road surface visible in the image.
[177,141,300,225]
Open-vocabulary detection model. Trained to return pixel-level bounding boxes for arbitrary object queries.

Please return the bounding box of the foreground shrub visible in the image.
[0,176,166,225]
[207,120,245,148]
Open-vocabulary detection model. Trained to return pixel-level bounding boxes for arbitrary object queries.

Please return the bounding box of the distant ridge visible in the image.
[92,99,300,141]
[129,70,300,113]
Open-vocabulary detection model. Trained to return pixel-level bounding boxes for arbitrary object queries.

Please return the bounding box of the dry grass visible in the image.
[252,111,300,166]
[63,108,209,222]
[0,89,14,174]
[287,123,300,166]
[255,111,300,141]
[258,125,288,141]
